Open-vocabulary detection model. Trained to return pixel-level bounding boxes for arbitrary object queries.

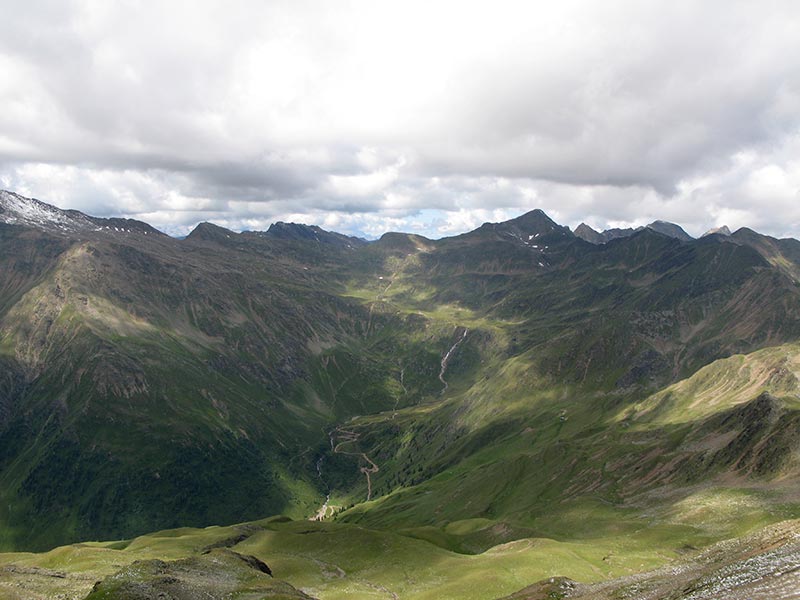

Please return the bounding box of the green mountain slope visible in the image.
[0,216,398,548]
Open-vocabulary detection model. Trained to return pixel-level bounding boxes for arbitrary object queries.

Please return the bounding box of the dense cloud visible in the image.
[1,1,799,238]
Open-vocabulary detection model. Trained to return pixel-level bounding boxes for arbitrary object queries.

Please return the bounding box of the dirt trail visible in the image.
[439,328,468,393]
[318,272,398,521]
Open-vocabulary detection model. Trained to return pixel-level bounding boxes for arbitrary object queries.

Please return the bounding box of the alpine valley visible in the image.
[2,189,800,600]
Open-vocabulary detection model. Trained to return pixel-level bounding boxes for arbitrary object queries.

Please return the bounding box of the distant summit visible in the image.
[186,221,237,242]
[702,225,732,237]
[0,189,98,233]
[504,209,567,234]
[574,223,637,244]
[261,222,367,248]
[161,218,368,249]
[574,220,693,244]
[646,220,693,241]
[460,209,573,248]
[0,189,162,237]
[375,232,434,253]
[574,223,604,244]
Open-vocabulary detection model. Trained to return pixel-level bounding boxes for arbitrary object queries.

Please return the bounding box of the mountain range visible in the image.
[574,220,741,245]
[1,189,800,599]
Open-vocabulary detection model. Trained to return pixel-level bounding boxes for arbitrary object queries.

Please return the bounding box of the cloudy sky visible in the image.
[1,1,799,238]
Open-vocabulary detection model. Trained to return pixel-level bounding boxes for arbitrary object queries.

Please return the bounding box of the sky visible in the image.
[1,1,799,239]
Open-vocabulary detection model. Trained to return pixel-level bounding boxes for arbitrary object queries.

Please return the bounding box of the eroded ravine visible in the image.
[439,327,468,393]
[310,454,334,521]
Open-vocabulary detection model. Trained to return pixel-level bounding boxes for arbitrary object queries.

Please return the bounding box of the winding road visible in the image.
[310,424,381,521]
[331,427,380,501]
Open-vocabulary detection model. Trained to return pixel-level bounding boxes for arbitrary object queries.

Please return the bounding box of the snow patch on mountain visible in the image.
[0,190,99,233]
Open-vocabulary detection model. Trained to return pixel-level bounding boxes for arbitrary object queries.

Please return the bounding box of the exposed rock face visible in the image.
[498,520,800,600]
[573,223,603,244]
[703,225,732,237]
[646,219,693,241]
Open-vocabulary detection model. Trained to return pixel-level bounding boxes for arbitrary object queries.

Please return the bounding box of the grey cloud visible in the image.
[0,1,799,239]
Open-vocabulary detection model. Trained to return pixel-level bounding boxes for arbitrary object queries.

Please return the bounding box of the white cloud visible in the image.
[326,157,405,199]
[0,1,798,239]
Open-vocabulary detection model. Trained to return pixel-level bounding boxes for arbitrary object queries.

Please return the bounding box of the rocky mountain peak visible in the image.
[0,190,164,238]
[186,221,237,241]
[574,223,603,244]
[702,225,732,237]
[0,189,99,234]
[263,221,367,248]
[645,220,693,241]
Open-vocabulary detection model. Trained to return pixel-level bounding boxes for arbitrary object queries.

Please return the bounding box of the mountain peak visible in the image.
[491,209,573,241]
[0,189,164,238]
[573,223,638,244]
[0,189,98,233]
[574,220,693,245]
[376,232,433,253]
[574,223,603,244]
[186,221,237,241]
[508,208,562,231]
[264,221,368,248]
[645,220,693,241]
[266,221,326,242]
[702,225,732,237]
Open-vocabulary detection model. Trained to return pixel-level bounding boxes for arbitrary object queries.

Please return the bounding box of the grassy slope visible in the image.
[0,517,673,600]
[307,236,800,596]
[0,230,379,549]
[0,225,499,550]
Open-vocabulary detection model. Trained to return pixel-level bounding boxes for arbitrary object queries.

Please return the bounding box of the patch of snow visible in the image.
[0,190,157,238]
[0,190,100,233]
